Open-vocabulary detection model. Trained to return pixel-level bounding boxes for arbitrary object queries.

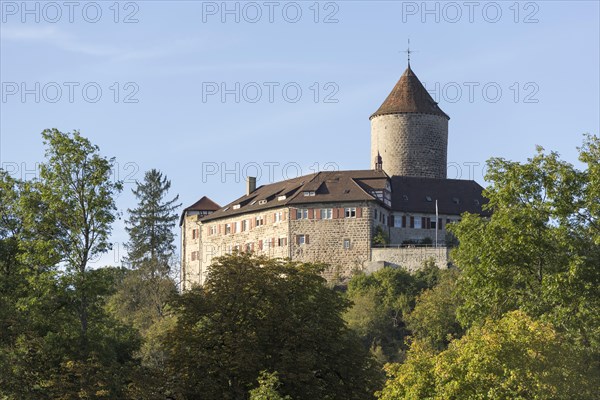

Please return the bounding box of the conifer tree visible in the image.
[125,169,181,273]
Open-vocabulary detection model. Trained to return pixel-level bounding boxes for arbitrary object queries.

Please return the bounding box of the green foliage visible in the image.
[165,253,381,400]
[450,136,600,351]
[406,269,463,350]
[125,168,181,270]
[0,130,141,399]
[249,371,293,400]
[372,225,389,246]
[378,311,598,400]
[345,267,440,362]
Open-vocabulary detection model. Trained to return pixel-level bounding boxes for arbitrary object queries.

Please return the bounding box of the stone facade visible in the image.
[370,247,450,272]
[370,113,448,179]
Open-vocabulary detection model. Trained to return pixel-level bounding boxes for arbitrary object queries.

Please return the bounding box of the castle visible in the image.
[180,63,486,288]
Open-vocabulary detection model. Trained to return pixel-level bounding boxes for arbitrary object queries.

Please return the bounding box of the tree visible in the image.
[1,130,142,399]
[449,135,600,351]
[109,169,180,377]
[248,371,292,400]
[38,128,123,343]
[164,253,381,400]
[125,168,181,272]
[378,311,598,400]
[344,266,440,362]
[405,269,463,350]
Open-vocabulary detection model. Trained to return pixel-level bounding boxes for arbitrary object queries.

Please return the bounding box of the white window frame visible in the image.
[321,208,332,219]
[345,207,357,218]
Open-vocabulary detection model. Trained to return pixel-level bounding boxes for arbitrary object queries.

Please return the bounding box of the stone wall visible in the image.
[196,207,291,285]
[370,246,450,272]
[289,202,372,282]
[370,113,448,179]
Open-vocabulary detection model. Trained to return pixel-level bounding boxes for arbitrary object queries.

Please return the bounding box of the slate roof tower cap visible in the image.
[370,65,450,120]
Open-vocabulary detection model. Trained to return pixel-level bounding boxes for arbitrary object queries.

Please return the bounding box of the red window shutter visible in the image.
[271,238,275,247]
[426,217,431,229]
[338,208,345,218]
[258,240,263,250]
[389,215,394,227]
[283,211,287,221]
[290,208,297,220]
[308,209,314,219]
[356,207,362,218]
[402,215,407,228]
[410,216,415,228]
[422,217,427,229]
[251,243,254,252]
[315,210,321,220]
[305,235,309,245]
[438,218,443,230]
[284,238,287,246]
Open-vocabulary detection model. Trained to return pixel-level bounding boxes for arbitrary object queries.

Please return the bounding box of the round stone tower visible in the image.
[370,65,449,179]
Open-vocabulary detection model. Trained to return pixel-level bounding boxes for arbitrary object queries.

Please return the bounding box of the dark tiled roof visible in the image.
[202,170,389,222]
[196,170,487,223]
[370,66,449,120]
[390,176,488,215]
[179,196,221,225]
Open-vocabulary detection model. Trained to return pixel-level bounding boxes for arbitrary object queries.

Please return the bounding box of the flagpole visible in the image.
[435,199,438,248]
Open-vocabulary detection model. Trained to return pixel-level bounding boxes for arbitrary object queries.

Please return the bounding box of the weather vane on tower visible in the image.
[402,38,417,67]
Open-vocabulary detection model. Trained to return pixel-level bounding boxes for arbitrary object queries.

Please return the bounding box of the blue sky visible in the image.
[1,0,599,266]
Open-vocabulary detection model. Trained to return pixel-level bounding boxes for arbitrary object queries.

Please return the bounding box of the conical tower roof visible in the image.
[370,65,449,120]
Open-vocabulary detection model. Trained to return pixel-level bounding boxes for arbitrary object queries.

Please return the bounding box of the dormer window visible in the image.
[452,197,460,204]
[402,195,408,201]
[425,196,432,202]
[277,195,286,201]
[303,191,315,196]
[259,199,267,205]
[232,204,241,210]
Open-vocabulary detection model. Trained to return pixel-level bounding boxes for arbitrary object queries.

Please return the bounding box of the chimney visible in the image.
[246,176,256,195]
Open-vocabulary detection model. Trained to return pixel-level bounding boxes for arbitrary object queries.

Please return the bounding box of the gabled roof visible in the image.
[390,176,488,215]
[370,65,449,120]
[201,170,389,222]
[179,196,220,225]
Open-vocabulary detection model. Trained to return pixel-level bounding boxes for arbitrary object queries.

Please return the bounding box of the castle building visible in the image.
[180,64,486,289]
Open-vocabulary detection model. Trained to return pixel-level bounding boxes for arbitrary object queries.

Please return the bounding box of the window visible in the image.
[425,196,432,202]
[191,251,198,261]
[321,208,332,219]
[245,243,253,252]
[275,211,282,223]
[394,216,402,228]
[344,208,356,218]
[277,195,287,201]
[255,215,264,227]
[225,223,231,234]
[452,197,460,204]
[234,221,240,233]
[209,226,217,236]
[297,234,309,245]
[227,245,232,254]
[296,209,308,219]
[242,219,248,231]
[343,239,351,249]
[303,191,315,196]
[192,228,199,239]
[278,237,287,247]
[233,204,241,210]
[414,218,422,229]
[431,221,437,229]
[374,209,378,219]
